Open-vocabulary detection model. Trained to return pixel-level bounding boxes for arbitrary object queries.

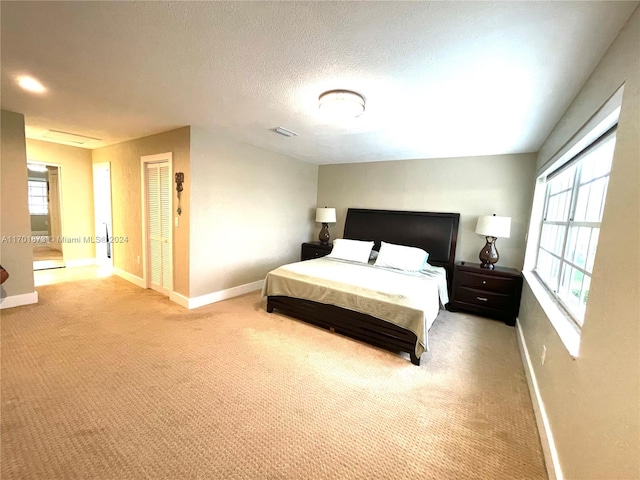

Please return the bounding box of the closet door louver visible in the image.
[159,164,172,291]
[146,162,172,294]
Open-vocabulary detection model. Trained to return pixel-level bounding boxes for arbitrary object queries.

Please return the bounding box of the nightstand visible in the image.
[301,242,333,261]
[449,262,523,326]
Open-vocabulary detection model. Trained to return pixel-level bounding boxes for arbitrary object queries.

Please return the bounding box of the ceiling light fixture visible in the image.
[27,163,48,173]
[319,90,365,119]
[17,76,46,94]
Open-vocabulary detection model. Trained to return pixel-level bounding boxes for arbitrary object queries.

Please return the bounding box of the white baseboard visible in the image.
[0,291,39,309]
[169,291,190,308]
[109,272,262,310]
[65,258,97,268]
[113,267,146,288]
[187,280,264,309]
[516,319,563,480]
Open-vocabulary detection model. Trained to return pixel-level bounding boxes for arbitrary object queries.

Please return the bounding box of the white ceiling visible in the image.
[1,1,637,165]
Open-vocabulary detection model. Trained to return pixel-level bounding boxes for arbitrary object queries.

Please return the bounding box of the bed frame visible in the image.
[267,208,460,365]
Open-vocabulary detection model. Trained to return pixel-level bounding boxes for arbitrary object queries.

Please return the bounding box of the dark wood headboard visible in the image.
[343,208,460,293]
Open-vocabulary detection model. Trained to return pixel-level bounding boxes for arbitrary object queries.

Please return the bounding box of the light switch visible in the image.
[174,217,179,227]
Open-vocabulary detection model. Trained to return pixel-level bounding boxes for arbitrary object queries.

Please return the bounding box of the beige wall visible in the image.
[0,110,35,298]
[519,6,639,479]
[189,127,318,298]
[26,139,95,262]
[92,127,191,296]
[317,153,537,270]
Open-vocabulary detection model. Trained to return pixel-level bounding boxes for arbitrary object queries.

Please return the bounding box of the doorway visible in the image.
[28,162,64,270]
[141,153,173,295]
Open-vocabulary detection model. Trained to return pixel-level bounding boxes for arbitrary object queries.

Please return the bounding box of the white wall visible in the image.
[189,127,318,298]
[317,153,537,269]
[0,110,35,301]
[519,6,639,479]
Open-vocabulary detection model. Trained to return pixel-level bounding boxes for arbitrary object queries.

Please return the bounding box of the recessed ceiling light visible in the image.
[319,90,365,119]
[17,76,46,94]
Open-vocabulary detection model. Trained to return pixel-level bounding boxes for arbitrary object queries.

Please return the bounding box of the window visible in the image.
[28,180,48,215]
[535,126,617,326]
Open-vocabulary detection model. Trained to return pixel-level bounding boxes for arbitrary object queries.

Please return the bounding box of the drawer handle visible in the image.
[476,297,489,302]
[482,280,487,285]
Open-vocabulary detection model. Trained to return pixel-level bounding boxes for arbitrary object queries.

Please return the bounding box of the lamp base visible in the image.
[318,223,331,244]
[479,236,499,269]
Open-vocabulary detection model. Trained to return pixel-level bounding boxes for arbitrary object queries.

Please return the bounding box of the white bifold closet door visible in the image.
[146,162,172,294]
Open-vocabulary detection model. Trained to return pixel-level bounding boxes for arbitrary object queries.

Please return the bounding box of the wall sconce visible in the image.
[175,172,184,215]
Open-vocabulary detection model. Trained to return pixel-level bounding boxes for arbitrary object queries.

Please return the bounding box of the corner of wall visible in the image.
[1,110,36,298]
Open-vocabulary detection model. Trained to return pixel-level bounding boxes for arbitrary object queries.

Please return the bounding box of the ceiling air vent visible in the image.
[42,129,102,145]
[270,126,298,138]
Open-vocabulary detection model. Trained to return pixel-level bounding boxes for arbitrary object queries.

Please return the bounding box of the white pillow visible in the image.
[374,241,429,272]
[327,238,374,264]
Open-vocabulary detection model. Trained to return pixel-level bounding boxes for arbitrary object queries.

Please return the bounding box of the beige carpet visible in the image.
[1,276,546,479]
[32,245,63,261]
[32,245,65,271]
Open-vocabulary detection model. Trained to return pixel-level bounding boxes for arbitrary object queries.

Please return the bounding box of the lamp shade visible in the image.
[476,215,511,238]
[315,207,336,223]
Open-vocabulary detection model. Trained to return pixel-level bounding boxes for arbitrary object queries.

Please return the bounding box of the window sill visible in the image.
[522,270,581,358]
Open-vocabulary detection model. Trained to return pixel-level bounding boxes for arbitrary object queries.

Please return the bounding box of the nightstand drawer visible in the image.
[301,242,333,261]
[305,247,328,259]
[456,270,517,295]
[450,262,522,326]
[455,286,512,310]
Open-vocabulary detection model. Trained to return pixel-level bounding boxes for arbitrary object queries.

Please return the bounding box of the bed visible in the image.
[263,209,460,365]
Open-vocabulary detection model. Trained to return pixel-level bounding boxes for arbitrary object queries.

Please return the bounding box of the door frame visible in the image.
[140,152,173,292]
[27,160,65,262]
[93,162,113,267]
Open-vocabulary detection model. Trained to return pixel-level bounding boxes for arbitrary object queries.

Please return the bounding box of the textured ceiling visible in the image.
[1,1,637,164]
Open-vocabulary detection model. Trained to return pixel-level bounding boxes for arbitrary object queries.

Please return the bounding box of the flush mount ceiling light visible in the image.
[27,163,48,173]
[319,90,366,119]
[17,76,46,94]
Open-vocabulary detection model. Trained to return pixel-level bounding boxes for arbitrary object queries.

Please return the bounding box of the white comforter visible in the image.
[262,257,448,357]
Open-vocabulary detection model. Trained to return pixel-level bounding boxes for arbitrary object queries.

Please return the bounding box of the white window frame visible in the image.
[28,180,48,215]
[522,86,623,357]
[535,126,616,328]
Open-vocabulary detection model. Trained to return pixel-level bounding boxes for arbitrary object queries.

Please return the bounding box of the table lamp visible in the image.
[316,207,336,244]
[475,214,511,269]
